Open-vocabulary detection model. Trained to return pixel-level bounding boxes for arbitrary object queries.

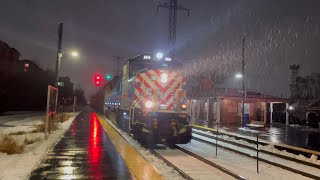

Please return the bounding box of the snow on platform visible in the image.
[0,112,78,180]
[238,127,261,133]
[245,124,265,128]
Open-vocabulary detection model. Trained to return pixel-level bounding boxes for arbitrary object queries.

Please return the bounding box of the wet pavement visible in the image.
[29,109,133,179]
[200,123,320,152]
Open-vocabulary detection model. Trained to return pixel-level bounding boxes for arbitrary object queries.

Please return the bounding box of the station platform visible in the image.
[194,122,320,152]
[29,109,164,180]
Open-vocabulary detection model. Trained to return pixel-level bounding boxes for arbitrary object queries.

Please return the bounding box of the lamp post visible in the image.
[235,72,244,125]
[241,37,245,126]
[55,23,64,88]
[54,23,63,113]
[54,23,80,112]
[234,37,246,126]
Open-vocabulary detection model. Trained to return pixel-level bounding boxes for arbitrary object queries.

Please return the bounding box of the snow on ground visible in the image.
[180,140,312,180]
[238,127,260,133]
[102,117,185,180]
[0,112,44,125]
[193,128,320,165]
[0,112,78,180]
[0,116,43,134]
[246,124,265,128]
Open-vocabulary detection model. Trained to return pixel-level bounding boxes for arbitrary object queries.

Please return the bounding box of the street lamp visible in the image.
[55,49,80,112]
[235,73,243,79]
[235,72,245,126]
[56,50,80,87]
[70,50,79,58]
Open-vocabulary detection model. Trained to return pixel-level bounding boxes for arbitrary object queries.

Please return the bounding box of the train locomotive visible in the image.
[104,53,192,146]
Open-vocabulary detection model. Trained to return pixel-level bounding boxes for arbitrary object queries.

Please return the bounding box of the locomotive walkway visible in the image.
[29,109,163,179]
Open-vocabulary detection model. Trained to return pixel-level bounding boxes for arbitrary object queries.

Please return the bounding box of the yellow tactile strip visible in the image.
[96,113,165,180]
[193,124,320,156]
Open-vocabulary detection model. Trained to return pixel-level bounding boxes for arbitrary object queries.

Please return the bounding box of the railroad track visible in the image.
[103,116,319,179]
[149,145,246,180]
[192,125,319,158]
[192,129,320,179]
[102,115,246,180]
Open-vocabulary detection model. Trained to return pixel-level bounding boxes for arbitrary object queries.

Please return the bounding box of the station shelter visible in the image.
[189,88,289,127]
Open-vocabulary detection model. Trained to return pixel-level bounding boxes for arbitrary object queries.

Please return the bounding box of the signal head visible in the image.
[94,74,102,86]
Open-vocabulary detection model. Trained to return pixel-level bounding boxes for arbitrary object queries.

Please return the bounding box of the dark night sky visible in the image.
[1,0,320,98]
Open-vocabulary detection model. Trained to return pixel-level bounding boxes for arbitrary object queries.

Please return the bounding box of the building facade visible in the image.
[189,88,289,127]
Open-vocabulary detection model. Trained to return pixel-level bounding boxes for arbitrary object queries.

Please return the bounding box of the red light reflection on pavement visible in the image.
[71,118,77,137]
[89,113,103,178]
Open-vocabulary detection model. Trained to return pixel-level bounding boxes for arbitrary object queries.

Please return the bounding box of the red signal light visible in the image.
[94,74,102,86]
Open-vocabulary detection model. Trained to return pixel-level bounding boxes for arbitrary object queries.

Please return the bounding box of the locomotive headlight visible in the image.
[181,104,187,109]
[156,52,163,59]
[160,73,168,83]
[145,100,153,108]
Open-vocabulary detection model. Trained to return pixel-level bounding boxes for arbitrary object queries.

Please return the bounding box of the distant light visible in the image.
[105,73,112,80]
[235,73,243,79]
[165,57,171,61]
[123,112,127,115]
[156,52,163,59]
[289,106,294,110]
[70,51,79,57]
[24,63,29,68]
[181,104,187,109]
[143,55,151,60]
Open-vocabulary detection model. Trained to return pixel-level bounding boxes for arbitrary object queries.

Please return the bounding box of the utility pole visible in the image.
[157,0,190,57]
[241,37,245,126]
[112,56,125,76]
[55,23,63,113]
[73,96,77,113]
[55,23,63,88]
[289,64,300,102]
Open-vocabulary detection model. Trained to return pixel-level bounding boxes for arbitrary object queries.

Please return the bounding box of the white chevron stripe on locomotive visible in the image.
[134,70,183,110]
